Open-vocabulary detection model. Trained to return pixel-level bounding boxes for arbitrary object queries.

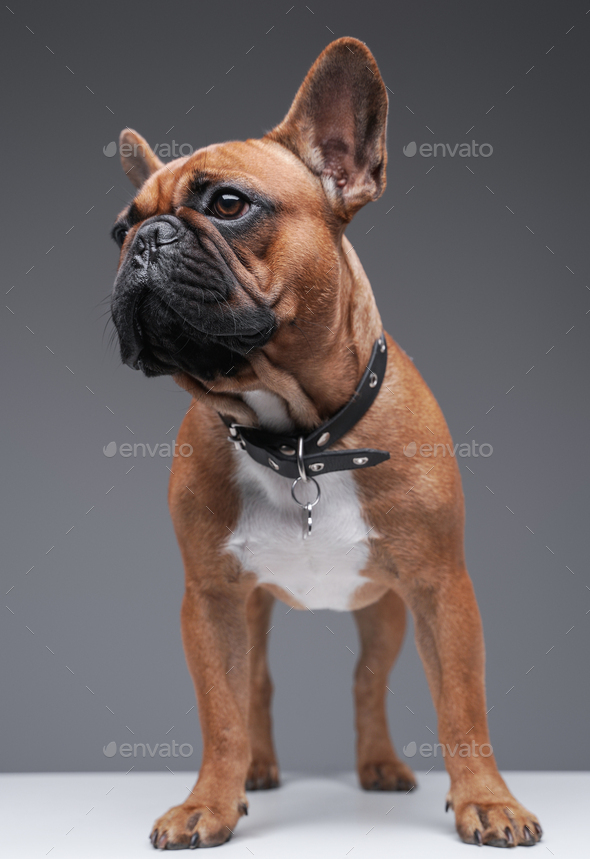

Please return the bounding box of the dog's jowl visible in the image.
[111,37,542,850]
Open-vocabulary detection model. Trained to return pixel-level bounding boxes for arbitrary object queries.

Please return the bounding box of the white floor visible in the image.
[1,771,586,857]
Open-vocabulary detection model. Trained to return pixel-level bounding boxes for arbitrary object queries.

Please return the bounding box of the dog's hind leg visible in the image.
[245,586,280,790]
[353,588,417,791]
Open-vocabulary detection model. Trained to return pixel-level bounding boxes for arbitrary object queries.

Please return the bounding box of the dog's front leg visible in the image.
[245,587,279,790]
[150,573,253,850]
[353,589,417,792]
[399,567,542,847]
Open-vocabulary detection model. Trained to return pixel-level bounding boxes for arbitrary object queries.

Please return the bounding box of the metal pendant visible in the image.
[303,502,313,539]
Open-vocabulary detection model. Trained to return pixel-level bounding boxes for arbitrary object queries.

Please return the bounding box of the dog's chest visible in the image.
[225,392,372,611]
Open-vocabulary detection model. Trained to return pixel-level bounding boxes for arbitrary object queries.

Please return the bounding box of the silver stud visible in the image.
[280,445,296,456]
[369,372,378,388]
[268,457,280,471]
[353,456,369,466]
[229,425,238,437]
[317,431,330,447]
[379,338,386,353]
[309,462,324,473]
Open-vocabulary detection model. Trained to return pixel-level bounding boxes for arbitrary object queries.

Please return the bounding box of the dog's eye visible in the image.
[210,192,250,220]
[112,225,129,248]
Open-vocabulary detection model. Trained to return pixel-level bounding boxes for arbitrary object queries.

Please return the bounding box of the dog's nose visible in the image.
[135,219,179,259]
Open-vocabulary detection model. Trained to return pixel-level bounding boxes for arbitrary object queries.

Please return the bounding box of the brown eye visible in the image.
[211,192,249,220]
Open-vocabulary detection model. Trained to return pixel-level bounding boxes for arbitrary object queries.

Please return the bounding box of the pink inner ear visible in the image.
[321,138,352,188]
[265,38,388,215]
[306,72,381,195]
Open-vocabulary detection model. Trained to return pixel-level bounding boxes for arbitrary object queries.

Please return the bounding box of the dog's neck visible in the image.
[175,237,383,431]
[242,390,295,433]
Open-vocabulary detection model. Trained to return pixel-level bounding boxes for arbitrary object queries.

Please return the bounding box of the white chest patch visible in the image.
[227,455,371,610]
[226,393,373,611]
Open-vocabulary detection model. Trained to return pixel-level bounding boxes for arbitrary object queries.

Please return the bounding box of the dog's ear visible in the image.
[266,37,388,221]
[119,129,164,189]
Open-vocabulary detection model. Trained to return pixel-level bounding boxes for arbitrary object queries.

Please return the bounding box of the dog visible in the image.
[110,37,542,850]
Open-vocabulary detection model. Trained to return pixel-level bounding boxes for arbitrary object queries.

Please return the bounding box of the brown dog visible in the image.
[110,38,542,850]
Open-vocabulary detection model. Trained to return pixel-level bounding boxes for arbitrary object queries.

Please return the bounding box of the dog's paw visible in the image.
[245,758,280,790]
[150,798,248,850]
[358,759,417,792]
[452,797,542,847]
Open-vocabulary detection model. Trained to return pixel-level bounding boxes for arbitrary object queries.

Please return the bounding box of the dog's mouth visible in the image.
[123,294,275,380]
[111,214,276,381]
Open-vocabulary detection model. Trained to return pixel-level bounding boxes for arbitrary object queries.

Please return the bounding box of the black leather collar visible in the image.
[220,335,390,479]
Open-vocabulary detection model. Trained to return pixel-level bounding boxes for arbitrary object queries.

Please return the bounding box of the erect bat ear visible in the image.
[119,129,164,189]
[266,37,388,221]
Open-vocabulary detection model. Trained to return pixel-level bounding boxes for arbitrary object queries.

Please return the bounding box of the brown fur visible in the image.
[113,37,541,850]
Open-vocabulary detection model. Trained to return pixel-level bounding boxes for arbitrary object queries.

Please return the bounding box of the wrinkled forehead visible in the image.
[118,138,320,224]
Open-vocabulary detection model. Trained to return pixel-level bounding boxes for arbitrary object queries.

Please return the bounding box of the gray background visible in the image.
[1,0,589,775]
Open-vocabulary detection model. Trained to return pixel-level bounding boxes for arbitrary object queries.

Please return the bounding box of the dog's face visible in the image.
[110,37,388,386]
[111,140,338,381]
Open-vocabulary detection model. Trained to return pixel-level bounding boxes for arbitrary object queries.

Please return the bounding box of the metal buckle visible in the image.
[227,424,245,451]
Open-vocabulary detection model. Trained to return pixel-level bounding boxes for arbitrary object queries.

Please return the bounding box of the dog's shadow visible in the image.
[238,772,451,843]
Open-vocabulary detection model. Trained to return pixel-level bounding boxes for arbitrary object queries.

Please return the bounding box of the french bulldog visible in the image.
[110,37,542,850]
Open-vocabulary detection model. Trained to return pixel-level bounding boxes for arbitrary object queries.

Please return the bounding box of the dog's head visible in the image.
[110,37,388,391]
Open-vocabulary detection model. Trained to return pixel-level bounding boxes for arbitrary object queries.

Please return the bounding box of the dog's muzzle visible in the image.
[111,214,276,380]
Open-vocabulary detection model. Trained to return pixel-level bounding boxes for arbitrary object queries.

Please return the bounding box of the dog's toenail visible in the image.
[445,800,450,812]
[533,822,542,838]
[151,829,159,848]
[505,827,514,844]
[190,832,199,848]
[239,802,248,816]
[523,825,533,842]
[158,832,168,848]
[474,829,482,845]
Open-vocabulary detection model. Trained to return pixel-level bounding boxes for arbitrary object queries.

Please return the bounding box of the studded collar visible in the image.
[220,334,390,480]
